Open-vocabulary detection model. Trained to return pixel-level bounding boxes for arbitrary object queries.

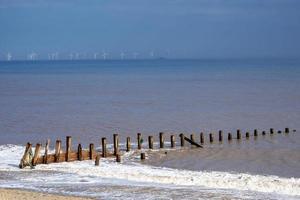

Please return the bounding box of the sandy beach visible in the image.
[0,188,93,200]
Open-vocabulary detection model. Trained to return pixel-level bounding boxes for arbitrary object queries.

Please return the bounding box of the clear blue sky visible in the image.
[0,0,300,59]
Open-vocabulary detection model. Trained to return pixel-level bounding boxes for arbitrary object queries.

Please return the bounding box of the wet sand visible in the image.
[0,188,94,200]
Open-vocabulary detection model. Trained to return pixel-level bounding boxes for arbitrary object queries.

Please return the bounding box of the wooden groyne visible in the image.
[19,127,296,168]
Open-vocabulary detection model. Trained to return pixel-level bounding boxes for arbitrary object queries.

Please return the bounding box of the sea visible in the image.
[0,59,299,199]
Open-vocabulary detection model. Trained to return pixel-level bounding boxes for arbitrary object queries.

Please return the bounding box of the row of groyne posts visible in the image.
[19,127,295,168]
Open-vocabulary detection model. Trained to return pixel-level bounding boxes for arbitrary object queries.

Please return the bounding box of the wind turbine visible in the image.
[150,51,154,59]
[133,52,139,60]
[102,50,108,60]
[69,53,74,60]
[6,52,12,61]
[94,53,99,60]
[120,51,126,60]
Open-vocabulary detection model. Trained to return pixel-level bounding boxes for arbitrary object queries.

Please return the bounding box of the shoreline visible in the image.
[0,188,94,200]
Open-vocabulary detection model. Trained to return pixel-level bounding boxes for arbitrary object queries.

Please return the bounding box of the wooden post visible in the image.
[113,134,119,155]
[89,143,94,160]
[170,135,175,148]
[78,144,83,161]
[209,133,213,143]
[66,136,72,162]
[254,129,258,137]
[19,143,32,169]
[246,132,249,138]
[159,132,164,148]
[179,133,185,147]
[237,129,241,140]
[95,154,100,166]
[55,140,61,162]
[148,136,153,149]
[141,152,145,160]
[126,137,131,152]
[43,139,50,164]
[137,133,142,150]
[101,137,107,158]
[285,128,289,133]
[116,154,121,162]
[200,132,204,144]
[218,130,223,142]
[190,134,195,143]
[262,131,266,135]
[32,143,41,166]
[270,128,274,134]
[228,133,232,141]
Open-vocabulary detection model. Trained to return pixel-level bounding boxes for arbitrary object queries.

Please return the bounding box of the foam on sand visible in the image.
[0,144,300,198]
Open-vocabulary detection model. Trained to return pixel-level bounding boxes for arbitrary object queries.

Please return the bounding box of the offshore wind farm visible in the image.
[0,1,300,200]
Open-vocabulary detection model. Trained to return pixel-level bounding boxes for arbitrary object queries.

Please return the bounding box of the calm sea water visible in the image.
[0,59,299,199]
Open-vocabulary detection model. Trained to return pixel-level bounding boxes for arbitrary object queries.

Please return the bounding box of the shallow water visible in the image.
[0,59,299,199]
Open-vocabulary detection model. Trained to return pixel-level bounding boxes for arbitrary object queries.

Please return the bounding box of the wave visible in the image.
[0,144,299,197]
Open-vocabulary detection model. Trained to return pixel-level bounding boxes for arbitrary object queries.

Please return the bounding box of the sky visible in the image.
[0,0,300,60]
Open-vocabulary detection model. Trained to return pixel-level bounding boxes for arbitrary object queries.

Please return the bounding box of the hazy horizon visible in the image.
[1,0,300,60]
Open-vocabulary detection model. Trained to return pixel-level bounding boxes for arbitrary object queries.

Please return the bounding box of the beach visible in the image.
[0,188,93,200]
[0,59,299,199]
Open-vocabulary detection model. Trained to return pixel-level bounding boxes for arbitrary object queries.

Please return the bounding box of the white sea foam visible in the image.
[0,144,300,198]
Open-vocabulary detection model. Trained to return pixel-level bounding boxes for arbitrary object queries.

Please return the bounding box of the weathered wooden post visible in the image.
[170,135,175,148]
[254,129,258,137]
[237,129,241,140]
[101,137,107,158]
[19,143,32,168]
[55,140,61,162]
[141,152,145,160]
[32,143,41,166]
[95,154,100,166]
[126,137,131,152]
[246,132,249,138]
[137,133,142,150]
[89,143,94,160]
[179,133,185,147]
[209,133,213,143]
[228,133,232,141]
[66,136,72,162]
[190,134,195,143]
[43,139,50,164]
[262,131,266,135]
[285,128,289,133]
[218,130,223,142]
[270,128,274,134]
[113,134,119,155]
[200,132,204,144]
[78,144,83,161]
[159,132,164,148]
[148,136,154,149]
[116,154,121,162]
